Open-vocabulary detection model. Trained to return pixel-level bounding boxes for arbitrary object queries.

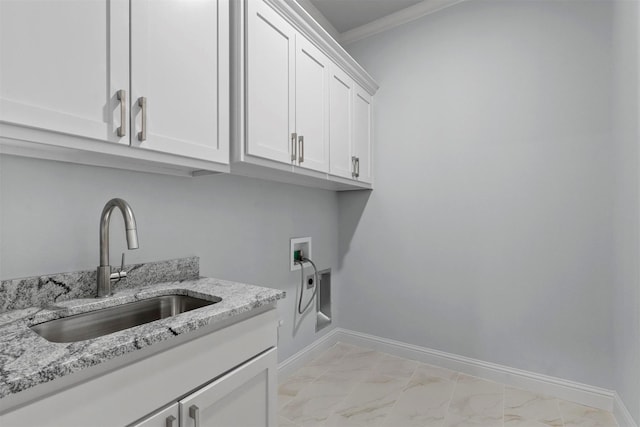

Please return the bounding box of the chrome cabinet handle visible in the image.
[291,133,297,161]
[356,157,360,178]
[298,135,304,163]
[351,156,357,178]
[189,405,200,427]
[116,90,126,137]
[137,97,147,142]
[165,415,176,427]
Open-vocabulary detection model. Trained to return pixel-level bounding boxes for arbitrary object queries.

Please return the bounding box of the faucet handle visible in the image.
[109,253,128,282]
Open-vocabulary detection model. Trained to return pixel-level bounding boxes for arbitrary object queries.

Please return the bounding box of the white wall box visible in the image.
[232,0,378,190]
[0,0,229,177]
[0,308,279,427]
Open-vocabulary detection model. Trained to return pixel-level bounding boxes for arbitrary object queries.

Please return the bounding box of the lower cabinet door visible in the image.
[179,348,277,427]
[129,403,179,427]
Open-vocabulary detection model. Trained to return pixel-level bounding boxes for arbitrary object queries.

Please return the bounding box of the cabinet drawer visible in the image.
[180,348,278,427]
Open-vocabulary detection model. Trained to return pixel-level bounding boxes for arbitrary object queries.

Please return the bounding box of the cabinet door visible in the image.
[179,348,277,427]
[0,0,129,144]
[353,86,373,183]
[130,0,229,163]
[294,37,329,173]
[328,66,354,179]
[129,403,179,427]
[246,0,296,165]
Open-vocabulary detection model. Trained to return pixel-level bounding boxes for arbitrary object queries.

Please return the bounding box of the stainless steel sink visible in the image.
[30,294,221,343]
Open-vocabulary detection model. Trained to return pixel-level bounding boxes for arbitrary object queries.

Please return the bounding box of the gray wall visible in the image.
[340,0,615,388]
[612,0,640,422]
[0,155,339,361]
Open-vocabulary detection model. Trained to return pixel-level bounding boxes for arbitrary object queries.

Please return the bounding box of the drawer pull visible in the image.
[116,90,126,137]
[291,133,297,162]
[298,135,304,163]
[189,405,200,427]
[137,96,147,142]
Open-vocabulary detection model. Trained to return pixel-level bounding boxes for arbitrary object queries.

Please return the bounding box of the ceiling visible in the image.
[308,0,424,33]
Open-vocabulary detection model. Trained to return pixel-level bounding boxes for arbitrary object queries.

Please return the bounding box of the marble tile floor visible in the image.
[278,343,618,427]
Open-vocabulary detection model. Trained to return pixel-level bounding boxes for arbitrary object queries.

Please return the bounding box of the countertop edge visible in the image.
[0,277,285,400]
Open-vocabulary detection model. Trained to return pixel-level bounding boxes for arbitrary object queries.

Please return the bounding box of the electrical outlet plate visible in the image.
[290,237,312,271]
[306,274,315,289]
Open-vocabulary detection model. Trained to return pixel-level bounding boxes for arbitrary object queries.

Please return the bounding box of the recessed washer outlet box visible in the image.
[316,268,332,332]
[290,237,311,271]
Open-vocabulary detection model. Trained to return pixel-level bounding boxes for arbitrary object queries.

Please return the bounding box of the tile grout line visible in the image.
[314,344,382,424]
[441,371,461,427]
[381,360,420,423]
[502,382,506,427]
[323,347,372,424]
[278,342,353,425]
[556,397,565,427]
[324,348,412,426]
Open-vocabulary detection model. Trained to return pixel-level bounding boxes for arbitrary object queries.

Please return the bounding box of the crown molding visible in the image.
[340,0,467,45]
[267,0,379,95]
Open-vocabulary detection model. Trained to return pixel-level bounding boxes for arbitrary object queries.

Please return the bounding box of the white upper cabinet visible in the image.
[353,87,373,184]
[235,0,377,189]
[246,0,296,164]
[244,0,332,174]
[329,65,354,180]
[0,0,129,144]
[0,0,229,175]
[329,66,373,184]
[294,37,330,173]
[130,0,229,164]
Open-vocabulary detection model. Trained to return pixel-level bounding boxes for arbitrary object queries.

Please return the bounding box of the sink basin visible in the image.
[30,294,221,343]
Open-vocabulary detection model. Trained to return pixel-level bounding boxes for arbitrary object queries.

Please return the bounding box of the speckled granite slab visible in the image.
[0,257,199,312]
[0,277,285,399]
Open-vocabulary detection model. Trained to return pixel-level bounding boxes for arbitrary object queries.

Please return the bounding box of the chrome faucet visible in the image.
[97,198,139,297]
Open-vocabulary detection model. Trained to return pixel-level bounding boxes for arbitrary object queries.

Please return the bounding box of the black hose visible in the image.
[296,257,318,314]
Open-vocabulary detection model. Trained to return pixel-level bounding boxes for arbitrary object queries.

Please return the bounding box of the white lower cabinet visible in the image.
[179,349,277,427]
[130,403,179,427]
[0,309,278,427]
[133,349,277,427]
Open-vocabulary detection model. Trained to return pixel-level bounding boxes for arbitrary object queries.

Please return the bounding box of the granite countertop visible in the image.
[0,268,285,400]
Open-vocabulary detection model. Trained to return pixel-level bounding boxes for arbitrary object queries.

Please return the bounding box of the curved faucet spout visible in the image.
[97,198,139,297]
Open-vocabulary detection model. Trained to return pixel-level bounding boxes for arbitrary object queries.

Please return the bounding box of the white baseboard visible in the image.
[614,392,638,427]
[333,328,614,411]
[277,328,341,380]
[278,327,618,414]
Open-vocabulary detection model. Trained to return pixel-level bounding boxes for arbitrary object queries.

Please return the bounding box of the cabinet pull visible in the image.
[137,96,147,142]
[351,156,357,178]
[298,135,304,163]
[291,133,297,162]
[165,415,176,427]
[356,157,360,178]
[189,405,200,427]
[116,90,126,137]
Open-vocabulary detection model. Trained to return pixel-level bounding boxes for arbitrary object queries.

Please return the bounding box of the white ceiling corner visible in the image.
[296,0,341,40]
[305,0,467,45]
